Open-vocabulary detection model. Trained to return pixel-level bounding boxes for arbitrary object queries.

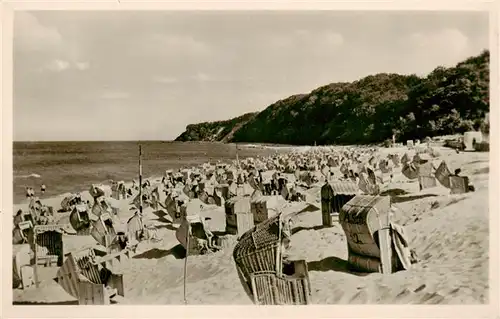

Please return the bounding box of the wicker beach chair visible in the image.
[435,161,452,189]
[61,194,79,212]
[225,196,254,236]
[176,214,222,255]
[111,181,127,200]
[126,212,160,250]
[358,172,381,195]
[92,195,119,218]
[70,204,92,235]
[13,220,33,244]
[56,247,125,305]
[339,195,414,274]
[400,153,410,166]
[32,224,66,267]
[233,213,312,305]
[213,186,226,206]
[31,224,70,287]
[251,195,285,225]
[321,181,360,227]
[402,162,419,180]
[417,161,437,190]
[450,176,472,194]
[89,184,106,199]
[91,212,118,248]
[389,154,400,167]
[379,159,392,174]
[13,244,34,289]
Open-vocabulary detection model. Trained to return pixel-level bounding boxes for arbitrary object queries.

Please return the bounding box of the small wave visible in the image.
[15,173,41,179]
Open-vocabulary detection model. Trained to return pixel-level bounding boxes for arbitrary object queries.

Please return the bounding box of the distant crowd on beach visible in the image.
[25,184,46,198]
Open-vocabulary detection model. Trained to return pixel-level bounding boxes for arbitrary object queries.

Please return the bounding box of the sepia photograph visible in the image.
[4,4,495,313]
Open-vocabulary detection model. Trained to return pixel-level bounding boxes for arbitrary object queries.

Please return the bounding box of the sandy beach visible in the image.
[12,144,489,305]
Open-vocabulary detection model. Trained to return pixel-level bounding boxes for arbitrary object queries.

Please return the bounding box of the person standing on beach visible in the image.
[41,183,46,195]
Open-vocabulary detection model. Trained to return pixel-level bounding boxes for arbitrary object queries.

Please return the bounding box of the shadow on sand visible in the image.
[133,244,186,260]
[380,188,410,197]
[154,224,177,231]
[391,194,438,204]
[307,256,369,277]
[152,210,172,224]
[292,225,328,235]
[381,188,438,204]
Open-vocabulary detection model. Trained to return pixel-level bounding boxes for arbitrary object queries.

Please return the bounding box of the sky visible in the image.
[13,10,489,141]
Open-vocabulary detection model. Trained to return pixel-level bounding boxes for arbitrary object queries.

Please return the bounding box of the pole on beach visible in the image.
[236,144,240,169]
[139,144,143,215]
[183,223,190,305]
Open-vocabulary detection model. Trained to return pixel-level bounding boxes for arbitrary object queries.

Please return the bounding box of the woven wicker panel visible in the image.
[233,215,288,280]
[251,273,309,305]
[348,251,381,272]
[235,243,279,282]
[251,216,282,249]
[340,195,391,261]
[435,161,451,188]
[71,248,103,284]
[75,255,102,285]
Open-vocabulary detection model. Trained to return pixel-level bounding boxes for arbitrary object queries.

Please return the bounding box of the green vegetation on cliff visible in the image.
[175,112,258,142]
[176,50,489,145]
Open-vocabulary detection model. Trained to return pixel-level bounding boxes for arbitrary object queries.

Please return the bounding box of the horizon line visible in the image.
[12,139,177,143]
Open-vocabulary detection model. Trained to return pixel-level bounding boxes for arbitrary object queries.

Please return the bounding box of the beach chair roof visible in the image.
[75,204,88,213]
[185,214,204,224]
[33,224,69,235]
